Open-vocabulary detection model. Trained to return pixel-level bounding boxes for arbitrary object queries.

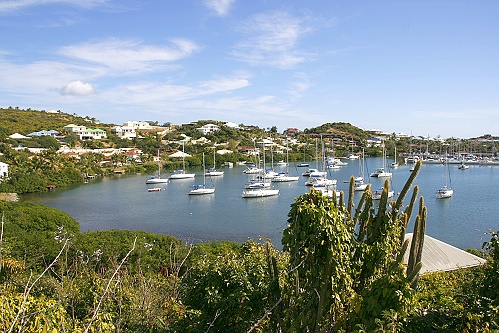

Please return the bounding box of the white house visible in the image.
[111,125,137,139]
[123,121,153,130]
[77,128,107,140]
[0,162,8,179]
[224,122,240,129]
[64,124,107,140]
[64,124,87,133]
[197,124,220,135]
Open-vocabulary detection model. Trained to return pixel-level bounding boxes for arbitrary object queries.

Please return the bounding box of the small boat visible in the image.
[346,153,359,160]
[436,185,453,199]
[271,172,299,182]
[205,148,224,176]
[302,168,326,177]
[390,146,399,168]
[189,153,215,195]
[205,168,224,176]
[370,167,392,178]
[458,163,469,170]
[188,184,215,195]
[170,141,195,179]
[241,188,279,198]
[243,166,263,174]
[170,169,196,179]
[244,179,271,189]
[297,162,310,167]
[354,179,368,191]
[277,160,288,166]
[305,175,337,187]
[372,188,394,200]
[146,150,169,184]
[436,155,453,199]
[327,163,341,170]
[148,187,162,192]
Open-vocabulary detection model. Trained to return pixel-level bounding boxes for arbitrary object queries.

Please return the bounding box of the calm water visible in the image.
[22,158,499,250]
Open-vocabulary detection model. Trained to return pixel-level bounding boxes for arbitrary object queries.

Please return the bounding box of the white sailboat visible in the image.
[354,148,368,191]
[272,141,299,182]
[436,155,453,199]
[241,188,279,198]
[390,146,399,168]
[188,153,215,195]
[372,187,395,200]
[242,145,279,197]
[370,143,392,178]
[170,141,196,179]
[205,147,224,176]
[146,150,169,184]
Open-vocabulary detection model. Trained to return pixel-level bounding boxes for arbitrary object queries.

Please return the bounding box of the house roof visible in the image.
[404,233,487,274]
[9,133,30,139]
[169,151,191,158]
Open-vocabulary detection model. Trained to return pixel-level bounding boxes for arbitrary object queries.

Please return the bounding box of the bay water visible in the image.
[22,157,499,250]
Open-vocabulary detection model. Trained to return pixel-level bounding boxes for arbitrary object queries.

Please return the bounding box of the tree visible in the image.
[277,160,426,332]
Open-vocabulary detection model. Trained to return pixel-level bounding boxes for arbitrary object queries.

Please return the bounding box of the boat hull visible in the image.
[241,189,279,198]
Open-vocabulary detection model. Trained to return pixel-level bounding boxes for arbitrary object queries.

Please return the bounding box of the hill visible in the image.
[303,122,371,139]
[0,107,107,136]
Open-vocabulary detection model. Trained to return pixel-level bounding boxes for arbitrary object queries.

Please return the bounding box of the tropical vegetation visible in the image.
[0,162,497,332]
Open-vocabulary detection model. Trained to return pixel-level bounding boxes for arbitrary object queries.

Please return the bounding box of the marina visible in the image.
[22,157,499,251]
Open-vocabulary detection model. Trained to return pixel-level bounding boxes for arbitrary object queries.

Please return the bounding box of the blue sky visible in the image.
[1,0,498,139]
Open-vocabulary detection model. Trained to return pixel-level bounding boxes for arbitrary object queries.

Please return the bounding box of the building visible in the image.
[122,121,153,130]
[111,125,137,139]
[77,128,107,140]
[64,124,107,140]
[26,130,61,138]
[0,162,8,179]
[64,124,87,133]
[197,124,220,135]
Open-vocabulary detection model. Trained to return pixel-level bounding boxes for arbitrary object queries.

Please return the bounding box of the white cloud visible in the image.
[0,0,107,13]
[231,10,313,69]
[287,73,311,100]
[59,38,201,75]
[203,0,234,16]
[61,80,96,96]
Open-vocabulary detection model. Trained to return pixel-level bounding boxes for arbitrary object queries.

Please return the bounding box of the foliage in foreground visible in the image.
[0,162,498,332]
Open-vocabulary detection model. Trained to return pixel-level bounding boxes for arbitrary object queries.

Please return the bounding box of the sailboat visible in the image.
[354,148,368,191]
[272,140,299,182]
[372,187,395,200]
[170,141,196,179]
[188,153,215,195]
[242,146,279,197]
[370,143,392,177]
[146,150,169,184]
[297,144,310,167]
[436,155,453,199]
[390,146,399,168]
[305,136,337,188]
[205,147,224,176]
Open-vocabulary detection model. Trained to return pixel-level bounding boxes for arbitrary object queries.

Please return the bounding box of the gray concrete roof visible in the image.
[404,233,487,274]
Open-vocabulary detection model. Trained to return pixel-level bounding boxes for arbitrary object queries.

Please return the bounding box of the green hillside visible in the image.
[0,107,108,136]
[303,122,371,139]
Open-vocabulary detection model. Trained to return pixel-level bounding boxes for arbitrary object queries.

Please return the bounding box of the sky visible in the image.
[1,0,498,139]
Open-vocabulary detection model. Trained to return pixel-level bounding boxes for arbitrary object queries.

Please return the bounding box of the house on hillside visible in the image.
[64,124,87,133]
[111,125,136,139]
[237,146,259,156]
[27,130,64,139]
[197,124,220,135]
[0,162,8,180]
[64,124,107,140]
